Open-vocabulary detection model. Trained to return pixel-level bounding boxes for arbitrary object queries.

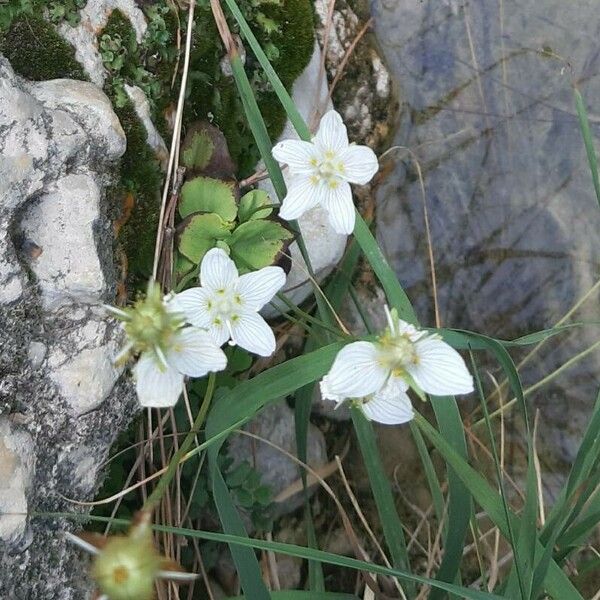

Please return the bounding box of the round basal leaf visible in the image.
[237,189,273,222]
[229,220,293,272]
[177,213,232,263]
[181,130,214,171]
[179,176,238,221]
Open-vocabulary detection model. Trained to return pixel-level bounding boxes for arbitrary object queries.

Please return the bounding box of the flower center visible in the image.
[211,289,242,321]
[310,151,345,189]
[377,334,417,376]
[113,565,129,585]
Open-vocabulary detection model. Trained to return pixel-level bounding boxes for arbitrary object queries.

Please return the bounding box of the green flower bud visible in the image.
[92,527,161,600]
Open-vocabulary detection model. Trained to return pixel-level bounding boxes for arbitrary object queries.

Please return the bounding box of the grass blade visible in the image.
[574,87,600,207]
[351,406,415,598]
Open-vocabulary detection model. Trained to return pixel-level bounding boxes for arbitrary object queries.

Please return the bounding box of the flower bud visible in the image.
[92,526,160,600]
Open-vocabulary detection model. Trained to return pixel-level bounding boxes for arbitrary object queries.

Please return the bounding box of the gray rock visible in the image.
[227,402,327,517]
[58,0,147,87]
[0,55,138,597]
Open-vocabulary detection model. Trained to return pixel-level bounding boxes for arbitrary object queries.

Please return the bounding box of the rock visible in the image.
[314,0,396,149]
[227,402,327,517]
[274,555,302,590]
[58,0,147,86]
[125,84,169,167]
[0,55,138,597]
[0,418,34,548]
[19,174,108,311]
[30,79,127,158]
[261,43,347,315]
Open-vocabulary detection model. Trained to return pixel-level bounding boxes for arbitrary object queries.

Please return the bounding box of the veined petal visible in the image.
[272,139,319,174]
[361,378,414,425]
[200,248,238,291]
[313,110,348,154]
[171,287,212,328]
[339,144,379,185]
[278,175,321,221]
[320,181,355,234]
[134,353,184,407]
[237,266,286,311]
[320,341,389,401]
[407,337,474,396]
[209,321,230,347]
[166,327,227,377]
[231,311,276,357]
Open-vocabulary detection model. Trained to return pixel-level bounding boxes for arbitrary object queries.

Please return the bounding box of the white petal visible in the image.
[272,139,319,174]
[134,353,184,407]
[200,248,238,291]
[407,337,474,396]
[237,266,286,311]
[171,288,212,328]
[166,328,227,377]
[362,379,414,425]
[339,144,379,185]
[321,181,355,234]
[279,175,321,221]
[313,110,348,153]
[320,341,389,401]
[209,322,230,347]
[64,532,99,556]
[231,311,276,357]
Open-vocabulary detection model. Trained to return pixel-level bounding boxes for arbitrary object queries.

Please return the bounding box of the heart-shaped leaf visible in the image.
[179,176,238,221]
[181,129,215,171]
[237,189,273,223]
[229,219,293,272]
[178,213,232,263]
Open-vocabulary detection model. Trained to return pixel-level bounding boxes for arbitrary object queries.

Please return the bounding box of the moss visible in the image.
[0,14,86,81]
[112,101,162,285]
[185,0,315,176]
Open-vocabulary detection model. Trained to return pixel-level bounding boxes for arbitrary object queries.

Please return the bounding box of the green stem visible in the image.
[142,373,216,513]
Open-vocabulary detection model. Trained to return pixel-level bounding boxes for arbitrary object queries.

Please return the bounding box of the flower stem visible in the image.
[142,373,217,514]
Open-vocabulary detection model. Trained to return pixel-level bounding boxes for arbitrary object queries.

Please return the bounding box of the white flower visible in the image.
[320,307,474,424]
[172,248,286,357]
[107,283,227,408]
[271,110,379,234]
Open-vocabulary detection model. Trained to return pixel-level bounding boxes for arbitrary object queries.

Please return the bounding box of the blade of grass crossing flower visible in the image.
[574,87,600,207]
[52,513,503,600]
[351,406,415,598]
[414,414,584,599]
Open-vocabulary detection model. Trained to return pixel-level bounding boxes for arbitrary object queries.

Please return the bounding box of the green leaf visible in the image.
[229,219,293,271]
[177,213,232,263]
[351,407,414,598]
[181,130,214,171]
[238,189,273,222]
[574,88,600,207]
[179,176,238,221]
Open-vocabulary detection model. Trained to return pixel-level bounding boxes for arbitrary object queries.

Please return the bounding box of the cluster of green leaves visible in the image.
[99,7,176,110]
[0,0,85,30]
[175,124,293,289]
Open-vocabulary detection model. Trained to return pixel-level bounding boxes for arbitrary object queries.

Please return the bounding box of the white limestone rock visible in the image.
[0,418,34,547]
[58,0,147,87]
[19,174,108,311]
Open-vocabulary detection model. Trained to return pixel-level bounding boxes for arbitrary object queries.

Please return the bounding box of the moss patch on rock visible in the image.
[0,14,86,81]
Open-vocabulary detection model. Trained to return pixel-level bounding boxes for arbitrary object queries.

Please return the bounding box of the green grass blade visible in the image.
[574,87,600,207]
[51,514,503,600]
[414,414,584,599]
[232,593,357,600]
[223,0,311,141]
[351,406,415,598]
[428,397,472,599]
